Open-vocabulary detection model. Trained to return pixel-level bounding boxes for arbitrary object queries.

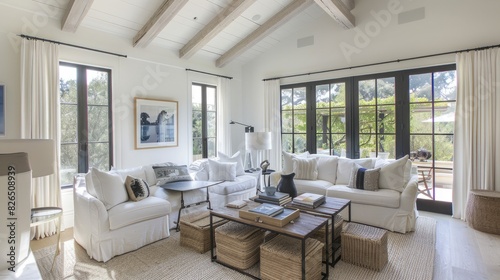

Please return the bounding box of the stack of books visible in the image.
[291,193,326,209]
[248,203,284,217]
[254,191,292,206]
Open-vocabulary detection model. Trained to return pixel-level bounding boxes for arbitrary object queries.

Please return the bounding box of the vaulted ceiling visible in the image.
[9,0,355,67]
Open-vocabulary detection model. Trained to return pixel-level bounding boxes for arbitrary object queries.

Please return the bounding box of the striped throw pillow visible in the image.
[348,163,380,191]
[292,157,319,180]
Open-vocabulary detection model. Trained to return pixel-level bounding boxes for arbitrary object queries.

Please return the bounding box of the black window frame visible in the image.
[192,82,217,159]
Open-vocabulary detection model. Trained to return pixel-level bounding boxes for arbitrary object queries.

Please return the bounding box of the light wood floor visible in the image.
[31,212,500,280]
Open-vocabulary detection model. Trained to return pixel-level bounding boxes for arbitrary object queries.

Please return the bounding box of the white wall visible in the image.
[241,0,500,130]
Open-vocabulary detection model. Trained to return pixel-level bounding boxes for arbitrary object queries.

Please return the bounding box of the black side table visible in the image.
[262,169,275,187]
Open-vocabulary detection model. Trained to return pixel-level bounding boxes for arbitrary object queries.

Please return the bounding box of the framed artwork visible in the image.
[135,98,178,149]
[0,85,4,136]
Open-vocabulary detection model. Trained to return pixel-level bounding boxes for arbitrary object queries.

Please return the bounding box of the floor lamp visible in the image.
[245,132,272,171]
[0,139,55,271]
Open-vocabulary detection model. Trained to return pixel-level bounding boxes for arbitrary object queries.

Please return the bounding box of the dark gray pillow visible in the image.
[153,165,193,185]
[348,163,380,191]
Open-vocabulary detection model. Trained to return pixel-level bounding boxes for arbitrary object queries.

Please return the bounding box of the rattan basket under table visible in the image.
[341,223,388,271]
[310,215,343,262]
[215,221,265,270]
[179,211,227,253]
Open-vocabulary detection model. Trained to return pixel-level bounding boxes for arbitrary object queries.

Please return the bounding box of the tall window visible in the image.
[59,62,113,187]
[192,83,217,161]
[280,64,456,211]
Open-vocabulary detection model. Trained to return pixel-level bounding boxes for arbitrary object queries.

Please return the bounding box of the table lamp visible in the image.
[0,139,55,271]
[245,132,272,170]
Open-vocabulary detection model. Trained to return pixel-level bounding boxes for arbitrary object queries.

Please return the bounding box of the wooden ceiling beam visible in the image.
[216,0,314,68]
[314,0,355,29]
[61,0,94,32]
[133,0,189,48]
[180,0,256,59]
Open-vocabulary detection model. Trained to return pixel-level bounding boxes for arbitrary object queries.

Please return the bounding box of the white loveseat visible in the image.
[74,156,257,262]
[270,153,418,233]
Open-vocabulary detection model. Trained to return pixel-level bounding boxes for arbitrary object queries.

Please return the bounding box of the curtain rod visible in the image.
[19,34,127,58]
[186,68,232,80]
[263,43,500,81]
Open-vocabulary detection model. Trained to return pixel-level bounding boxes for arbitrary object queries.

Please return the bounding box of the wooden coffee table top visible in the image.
[210,201,328,239]
[284,196,350,217]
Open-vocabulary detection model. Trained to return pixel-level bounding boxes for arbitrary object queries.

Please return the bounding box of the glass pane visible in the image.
[293,110,307,133]
[434,71,457,101]
[410,73,432,101]
[359,106,376,134]
[293,87,306,109]
[377,77,395,104]
[60,143,78,186]
[331,134,346,156]
[331,108,345,133]
[410,105,432,134]
[294,134,307,153]
[316,109,329,133]
[192,85,202,108]
[192,138,202,161]
[359,134,376,158]
[281,134,293,153]
[207,112,216,137]
[87,70,108,105]
[316,84,329,107]
[282,111,293,133]
[192,110,202,137]
[409,135,433,160]
[434,135,454,162]
[207,138,216,158]
[316,133,330,154]
[331,83,345,106]
[60,65,77,103]
[88,143,109,171]
[434,106,455,134]
[88,106,109,142]
[378,134,395,159]
[60,104,77,143]
[281,89,292,108]
[359,79,375,104]
[378,106,395,133]
[207,87,216,111]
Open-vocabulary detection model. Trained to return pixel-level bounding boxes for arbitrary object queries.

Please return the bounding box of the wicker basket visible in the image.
[215,221,265,270]
[341,223,388,271]
[466,190,500,235]
[310,215,343,262]
[179,211,227,253]
[260,235,323,280]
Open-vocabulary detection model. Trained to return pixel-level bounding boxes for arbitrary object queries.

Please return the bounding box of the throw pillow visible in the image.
[189,159,210,181]
[348,164,381,191]
[282,151,309,174]
[153,165,193,185]
[90,167,128,210]
[378,155,410,192]
[277,172,297,198]
[292,157,319,180]
[336,158,374,185]
[208,159,237,181]
[124,175,150,201]
[314,155,339,184]
[218,151,245,176]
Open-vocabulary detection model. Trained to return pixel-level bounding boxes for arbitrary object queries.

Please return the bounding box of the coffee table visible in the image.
[160,180,223,231]
[285,197,351,266]
[209,201,329,279]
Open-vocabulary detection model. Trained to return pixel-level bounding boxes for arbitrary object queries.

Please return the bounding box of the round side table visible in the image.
[31,207,63,269]
[465,190,500,235]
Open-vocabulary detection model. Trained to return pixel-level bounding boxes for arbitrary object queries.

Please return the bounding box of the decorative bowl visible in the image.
[264,186,276,196]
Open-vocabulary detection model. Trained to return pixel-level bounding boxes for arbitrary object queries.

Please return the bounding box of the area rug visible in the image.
[34,216,436,280]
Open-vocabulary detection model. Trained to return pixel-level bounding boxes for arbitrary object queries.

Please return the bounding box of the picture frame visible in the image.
[0,85,5,136]
[134,97,178,149]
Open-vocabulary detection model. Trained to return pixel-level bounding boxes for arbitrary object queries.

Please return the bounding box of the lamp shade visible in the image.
[0,139,55,177]
[245,132,272,151]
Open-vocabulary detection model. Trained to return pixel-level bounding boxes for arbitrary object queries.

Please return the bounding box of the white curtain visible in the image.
[217,77,231,155]
[264,79,282,170]
[20,39,62,238]
[453,47,500,220]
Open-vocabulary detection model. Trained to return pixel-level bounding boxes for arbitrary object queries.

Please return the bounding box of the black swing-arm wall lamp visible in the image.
[229,120,254,132]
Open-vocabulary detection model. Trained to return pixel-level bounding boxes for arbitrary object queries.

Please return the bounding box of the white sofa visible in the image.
[270,153,418,233]
[74,157,257,262]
